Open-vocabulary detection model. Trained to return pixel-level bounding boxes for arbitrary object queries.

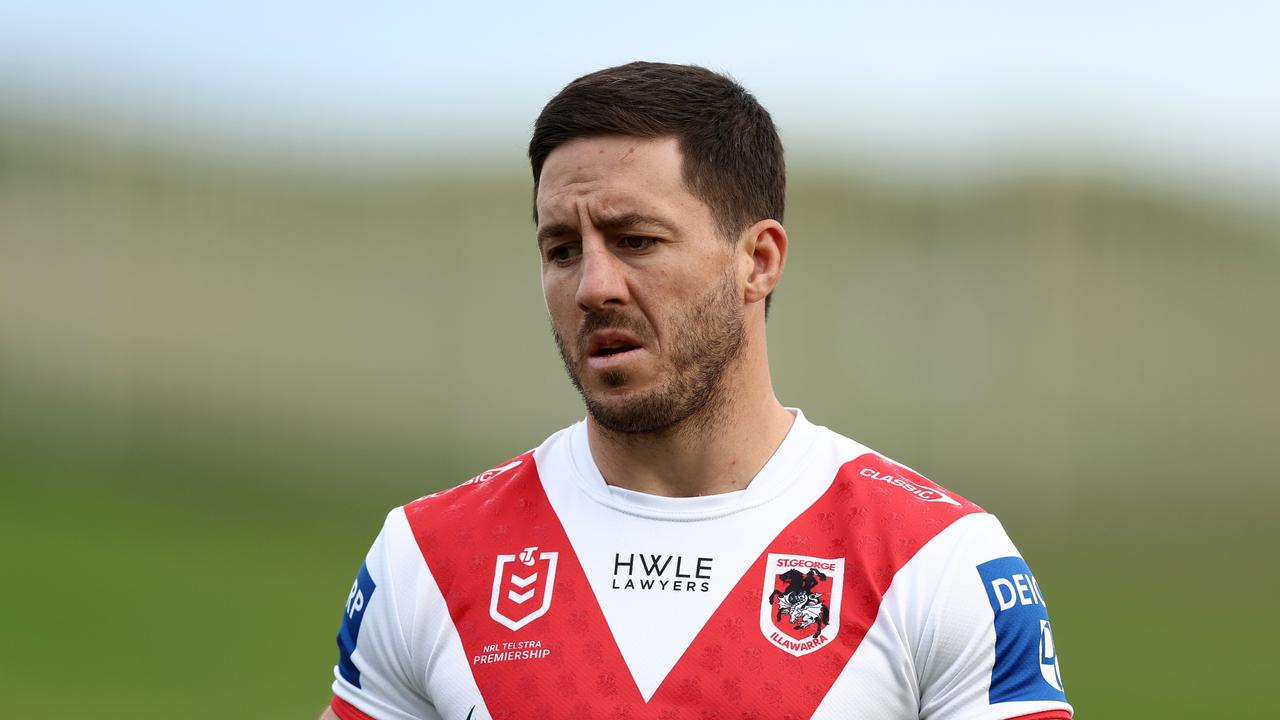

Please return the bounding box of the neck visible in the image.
[585,343,794,497]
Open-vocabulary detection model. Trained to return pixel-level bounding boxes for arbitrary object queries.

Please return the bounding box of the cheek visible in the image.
[541,270,568,306]
[654,260,727,308]
[542,274,579,327]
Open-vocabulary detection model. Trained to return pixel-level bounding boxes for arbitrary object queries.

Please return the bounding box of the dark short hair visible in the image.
[529,61,786,241]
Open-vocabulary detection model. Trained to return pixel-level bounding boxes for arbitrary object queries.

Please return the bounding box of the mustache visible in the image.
[577,309,649,350]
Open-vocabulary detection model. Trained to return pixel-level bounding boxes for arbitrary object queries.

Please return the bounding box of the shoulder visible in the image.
[400,449,543,534]
[794,425,992,572]
[836,449,983,515]
[811,422,984,519]
[399,421,580,522]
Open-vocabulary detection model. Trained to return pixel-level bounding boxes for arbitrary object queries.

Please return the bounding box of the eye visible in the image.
[618,236,656,251]
[545,242,581,265]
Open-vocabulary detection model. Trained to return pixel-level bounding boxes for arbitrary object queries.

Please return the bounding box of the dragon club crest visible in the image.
[760,554,844,656]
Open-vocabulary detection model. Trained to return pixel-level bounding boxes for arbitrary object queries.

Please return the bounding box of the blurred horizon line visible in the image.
[5,88,1278,230]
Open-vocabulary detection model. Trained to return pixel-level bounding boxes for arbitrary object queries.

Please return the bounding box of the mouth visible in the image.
[592,342,641,357]
[585,330,645,368]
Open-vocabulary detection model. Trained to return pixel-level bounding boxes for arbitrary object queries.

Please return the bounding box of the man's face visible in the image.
[536,136,745,435]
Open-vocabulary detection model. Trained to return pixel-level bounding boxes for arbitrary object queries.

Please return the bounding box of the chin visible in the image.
[583,382,634,407]
[582,383,691,436]
[598,369,630,389]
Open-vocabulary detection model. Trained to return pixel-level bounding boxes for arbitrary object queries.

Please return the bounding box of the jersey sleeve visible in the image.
[916,514,1074,720]
[330,509,441,720]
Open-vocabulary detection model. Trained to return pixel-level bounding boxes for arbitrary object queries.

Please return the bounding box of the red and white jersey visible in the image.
[329,411,1072,720]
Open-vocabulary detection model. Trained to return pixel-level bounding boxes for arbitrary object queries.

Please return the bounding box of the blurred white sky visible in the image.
[2,1,1277,198]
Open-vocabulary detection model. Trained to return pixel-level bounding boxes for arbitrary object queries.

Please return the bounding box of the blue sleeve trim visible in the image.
[976,556,1067,704]
[336,562,378,688]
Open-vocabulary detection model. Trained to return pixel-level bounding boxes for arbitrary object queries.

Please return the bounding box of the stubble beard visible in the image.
[552,271,745,437]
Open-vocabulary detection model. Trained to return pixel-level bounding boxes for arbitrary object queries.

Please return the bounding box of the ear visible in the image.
[738,219,788,306]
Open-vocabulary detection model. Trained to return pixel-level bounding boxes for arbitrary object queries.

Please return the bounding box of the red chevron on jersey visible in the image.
[645,453,980,716]
[406,452,640,715]
[403,449,982,717]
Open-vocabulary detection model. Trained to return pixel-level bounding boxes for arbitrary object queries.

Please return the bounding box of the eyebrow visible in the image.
[536,212,676,247]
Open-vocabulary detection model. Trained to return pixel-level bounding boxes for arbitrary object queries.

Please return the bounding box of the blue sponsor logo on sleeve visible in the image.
[337,562,377,688]
[977,556,1066,704]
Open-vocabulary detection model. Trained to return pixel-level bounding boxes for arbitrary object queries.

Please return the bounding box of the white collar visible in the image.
[564,408,819,521]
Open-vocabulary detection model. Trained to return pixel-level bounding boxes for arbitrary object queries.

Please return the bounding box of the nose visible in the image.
[575,237,629,311]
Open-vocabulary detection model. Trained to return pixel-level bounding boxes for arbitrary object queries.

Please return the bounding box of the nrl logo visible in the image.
[760,554,844,656]
[489,546,558,631]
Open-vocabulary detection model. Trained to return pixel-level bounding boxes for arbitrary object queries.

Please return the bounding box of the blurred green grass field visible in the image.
[1,454,373,718]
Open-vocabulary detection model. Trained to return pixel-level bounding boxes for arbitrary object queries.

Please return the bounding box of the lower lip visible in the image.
[587,348,644,371]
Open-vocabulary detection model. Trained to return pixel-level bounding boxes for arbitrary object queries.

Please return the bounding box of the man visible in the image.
[322,62,1072,720]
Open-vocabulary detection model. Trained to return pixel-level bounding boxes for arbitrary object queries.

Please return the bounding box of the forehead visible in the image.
[535,136,706,226]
